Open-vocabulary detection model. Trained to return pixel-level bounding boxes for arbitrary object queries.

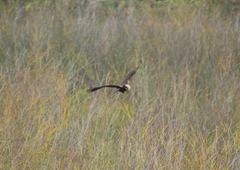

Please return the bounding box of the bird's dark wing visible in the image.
[121,66,139,85]
[88,85,122,92]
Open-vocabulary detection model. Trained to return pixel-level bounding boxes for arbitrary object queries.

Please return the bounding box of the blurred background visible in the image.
[0,0,240,169]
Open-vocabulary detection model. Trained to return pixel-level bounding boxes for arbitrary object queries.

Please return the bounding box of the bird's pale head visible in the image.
[124,84,131,91]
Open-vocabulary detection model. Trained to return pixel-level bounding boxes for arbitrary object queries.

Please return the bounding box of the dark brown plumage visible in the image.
[87,85,122,92]
[88,67,138,93]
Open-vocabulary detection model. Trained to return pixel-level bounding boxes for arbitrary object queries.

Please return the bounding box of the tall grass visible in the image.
[0,1,240,169]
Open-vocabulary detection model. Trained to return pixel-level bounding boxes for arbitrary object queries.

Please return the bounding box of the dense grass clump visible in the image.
[0,0,240,169]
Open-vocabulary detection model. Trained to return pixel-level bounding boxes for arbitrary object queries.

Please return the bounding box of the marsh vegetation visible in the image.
[0,0,240,169]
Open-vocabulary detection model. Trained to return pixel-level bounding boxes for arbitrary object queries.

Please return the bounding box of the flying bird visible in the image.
[88,66,138,93]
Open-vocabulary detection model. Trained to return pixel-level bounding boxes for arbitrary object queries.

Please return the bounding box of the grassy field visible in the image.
[0,0,240,169]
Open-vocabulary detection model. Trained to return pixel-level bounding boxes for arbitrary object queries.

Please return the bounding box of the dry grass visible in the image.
[0,1,240,169]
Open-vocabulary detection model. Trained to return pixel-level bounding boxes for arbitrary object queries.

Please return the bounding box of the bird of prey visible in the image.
[88,66,138,93]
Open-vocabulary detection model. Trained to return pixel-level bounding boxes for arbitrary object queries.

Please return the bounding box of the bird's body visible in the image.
[87,67,138,94]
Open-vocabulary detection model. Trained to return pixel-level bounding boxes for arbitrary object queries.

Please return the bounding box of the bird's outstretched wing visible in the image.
[88,85,122,92]
[121,66,139,85]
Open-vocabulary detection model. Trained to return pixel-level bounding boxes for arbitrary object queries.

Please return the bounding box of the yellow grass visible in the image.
[0,1,240,169]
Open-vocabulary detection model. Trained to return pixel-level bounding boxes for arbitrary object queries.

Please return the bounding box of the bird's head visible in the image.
[123,84,131,91]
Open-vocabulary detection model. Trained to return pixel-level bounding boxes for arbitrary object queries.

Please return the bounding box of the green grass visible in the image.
[0,0,240,169]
